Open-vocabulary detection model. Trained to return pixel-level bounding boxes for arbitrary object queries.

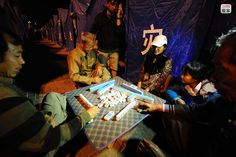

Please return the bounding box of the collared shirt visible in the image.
[196,79,217,97]
[67,45,111,85]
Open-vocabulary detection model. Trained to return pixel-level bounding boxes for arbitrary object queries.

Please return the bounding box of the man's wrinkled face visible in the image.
[211,45,236,102]
[0,43,25,78]
[82,40,95,53]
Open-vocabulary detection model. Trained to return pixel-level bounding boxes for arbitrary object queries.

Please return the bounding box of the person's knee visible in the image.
[46,92,63,99]
[43,92,67,113]
[43,92,68,125]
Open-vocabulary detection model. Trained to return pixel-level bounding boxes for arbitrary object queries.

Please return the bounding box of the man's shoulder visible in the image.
[0,83,20,99]
[69,47,84,56]
[95,11,107,20]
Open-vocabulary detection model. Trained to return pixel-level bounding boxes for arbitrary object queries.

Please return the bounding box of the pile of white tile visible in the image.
[97,88,127,108]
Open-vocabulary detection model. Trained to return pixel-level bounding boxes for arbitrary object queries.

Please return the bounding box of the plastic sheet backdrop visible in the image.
[125,0,217,83]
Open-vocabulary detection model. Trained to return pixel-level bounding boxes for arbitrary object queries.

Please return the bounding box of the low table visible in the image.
[65,76,165,150]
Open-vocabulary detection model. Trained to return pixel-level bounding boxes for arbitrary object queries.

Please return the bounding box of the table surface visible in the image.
[65,76,165,150]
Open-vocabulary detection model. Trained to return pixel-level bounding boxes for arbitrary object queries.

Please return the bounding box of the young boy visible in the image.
[165,61,220,106]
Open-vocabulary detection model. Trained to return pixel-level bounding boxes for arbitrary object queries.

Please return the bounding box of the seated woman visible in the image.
[138,34,172,95]
[165,61,220,106]
[67,32,111,87]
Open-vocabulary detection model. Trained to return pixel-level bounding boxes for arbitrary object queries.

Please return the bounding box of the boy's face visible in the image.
[0,42,25,78]
[181,72,198,85]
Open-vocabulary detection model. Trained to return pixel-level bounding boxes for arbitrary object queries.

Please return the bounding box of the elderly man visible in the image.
[0,29,99,156]
[137,30,236,157]
[67,32,111,86]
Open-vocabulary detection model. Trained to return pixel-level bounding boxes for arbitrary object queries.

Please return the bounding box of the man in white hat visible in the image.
[138,34,172,95]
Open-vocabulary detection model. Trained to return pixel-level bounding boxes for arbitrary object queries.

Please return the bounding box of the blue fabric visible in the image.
[166,87,221,106]
[64,16,75,50]
[125,0,217,83]
[86,0,106,31]
[71,0,92,15]
[206,92,221,103]
[57,8,69,46]
[166,85,202,106]
[52,15,59,43]
[70,0,105,43]
[166,89,180,101]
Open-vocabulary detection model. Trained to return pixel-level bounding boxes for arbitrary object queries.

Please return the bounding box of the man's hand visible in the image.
[93,76,102,83]
[86,106,100,119]
[137,81,142,88]
[137,102,162,113]
[145,87,150,92]
[92,64,103,77]
[143,73,149,81]
[44,114,56,128]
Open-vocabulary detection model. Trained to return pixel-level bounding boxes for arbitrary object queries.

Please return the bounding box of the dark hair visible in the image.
[214,28,236,65]
[0,28,22,62]
[107,0,121,5]
[220,32,236,65]
[182,61,209,81]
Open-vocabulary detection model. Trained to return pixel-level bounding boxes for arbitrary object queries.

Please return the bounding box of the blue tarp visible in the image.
[125,0,217,83]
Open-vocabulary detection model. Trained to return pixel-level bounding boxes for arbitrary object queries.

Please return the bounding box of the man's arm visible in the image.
[0,96,94,153]
[138,100,211,121]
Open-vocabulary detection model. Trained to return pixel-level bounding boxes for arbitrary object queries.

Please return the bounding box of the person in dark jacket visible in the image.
[137,29,236,157]
[0,29,99,156]
[90,0,125,77]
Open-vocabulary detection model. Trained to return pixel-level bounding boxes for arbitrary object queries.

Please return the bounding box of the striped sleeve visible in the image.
[0,97,53,151]
[0,96,92,153]
[163,103,193,117]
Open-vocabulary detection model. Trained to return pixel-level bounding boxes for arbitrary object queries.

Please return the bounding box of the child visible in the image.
[165,61,220,106]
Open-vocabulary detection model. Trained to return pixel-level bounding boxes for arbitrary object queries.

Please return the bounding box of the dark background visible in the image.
[12,0,70,27]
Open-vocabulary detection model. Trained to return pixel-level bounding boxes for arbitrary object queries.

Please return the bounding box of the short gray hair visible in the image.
[216,28,236,65]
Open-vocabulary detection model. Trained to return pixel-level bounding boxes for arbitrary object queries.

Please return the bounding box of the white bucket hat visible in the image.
[151,34,167,47]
